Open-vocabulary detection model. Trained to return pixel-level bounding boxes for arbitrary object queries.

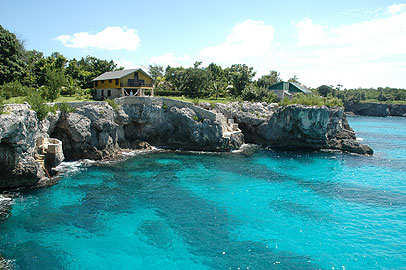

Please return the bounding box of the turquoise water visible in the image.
[1,116,406,269]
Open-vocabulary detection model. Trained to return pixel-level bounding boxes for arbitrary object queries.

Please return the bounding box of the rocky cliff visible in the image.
[345,102,406,117]
[48,97,243,161]
[1,97,373,189]
[215,102,373,154]
[0,106,46,188]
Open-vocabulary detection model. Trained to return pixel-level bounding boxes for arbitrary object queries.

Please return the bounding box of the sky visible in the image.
[1,0,406,89]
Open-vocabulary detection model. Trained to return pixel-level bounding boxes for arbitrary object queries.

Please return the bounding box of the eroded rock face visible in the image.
[50,103,120,160]
[345,102,406,117]
[118,104,225,151]
[0,109,45,188]
[215,102,373,154]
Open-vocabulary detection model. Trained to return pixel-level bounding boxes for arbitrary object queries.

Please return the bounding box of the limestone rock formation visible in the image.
[215,102,373,154]
[49,102,120,160]
[0,108,45,188]
[345,102,406,117]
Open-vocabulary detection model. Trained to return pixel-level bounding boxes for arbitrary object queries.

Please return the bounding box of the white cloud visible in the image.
[115,59,138,69]
[290,6,406,88]
[295,19,328,46]
[388,3,406,15]
[199,19,275,64]
[149,53,191,67]
[56,26,140,51]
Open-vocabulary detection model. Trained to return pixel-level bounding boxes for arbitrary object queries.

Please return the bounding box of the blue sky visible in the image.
[2,0,406,89]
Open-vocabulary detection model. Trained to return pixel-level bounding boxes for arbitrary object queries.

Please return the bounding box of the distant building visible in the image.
[268,81,312,99]
[92,69,153,100]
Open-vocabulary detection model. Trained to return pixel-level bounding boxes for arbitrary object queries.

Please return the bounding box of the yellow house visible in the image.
[92,69,154,99]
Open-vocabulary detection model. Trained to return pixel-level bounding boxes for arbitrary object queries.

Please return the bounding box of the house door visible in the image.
[134,72,139,82]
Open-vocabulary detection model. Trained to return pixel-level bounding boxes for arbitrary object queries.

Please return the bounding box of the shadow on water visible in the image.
[3,149,404,269]
[135,170,318,269]
[2,241,69,270]
[269,200,336,222]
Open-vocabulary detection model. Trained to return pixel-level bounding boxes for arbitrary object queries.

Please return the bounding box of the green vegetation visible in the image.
[314,85,406,104]
[0,96,4,114]
[105,98,120,111]
[25,91,56,120]
[280,94,343,108]
[57,102,76,114]
[0,25,122,106]
[241,84,279,103]
[1,24,405,112]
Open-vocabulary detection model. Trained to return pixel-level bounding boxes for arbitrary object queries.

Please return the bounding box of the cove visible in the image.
[0,116,405,269]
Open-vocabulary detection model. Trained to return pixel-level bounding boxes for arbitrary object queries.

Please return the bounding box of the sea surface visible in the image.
[0,116,405,270]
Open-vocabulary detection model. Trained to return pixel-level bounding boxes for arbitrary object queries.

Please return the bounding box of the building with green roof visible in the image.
[268,81,312,99]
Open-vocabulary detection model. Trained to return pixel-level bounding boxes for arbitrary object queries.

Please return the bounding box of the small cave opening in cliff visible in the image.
[50,127,75,160]
[0,141,16,178]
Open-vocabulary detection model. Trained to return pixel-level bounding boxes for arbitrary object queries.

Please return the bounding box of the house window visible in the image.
[101,80,104,84]
[115,79,119,85]
[108,90,111,97]
[95,81,98,87]
[109,79,112,83]
[101,90,104,96]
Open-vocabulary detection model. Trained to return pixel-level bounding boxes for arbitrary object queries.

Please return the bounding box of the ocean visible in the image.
[1,116,405,269]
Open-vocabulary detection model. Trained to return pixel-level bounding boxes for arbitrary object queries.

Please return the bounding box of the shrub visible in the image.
[279,94,344,108]
[0,81,29,99]
[57,102,76,114]
[105,98,120,111]
[192,115,199,121]
[76,88,92,100]
[241,84,279,103]
[192,98,200,105]
[325,97,343,108]
[0,96,4,114]
[25,91,56,120]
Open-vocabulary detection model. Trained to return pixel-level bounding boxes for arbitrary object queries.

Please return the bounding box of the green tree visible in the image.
[0,25,27,85]
[227,64,255,97]
[43,69,66,101]
[165,64,210,97]
[148,64,164,81]
[317,85,334,97]
[207,63,228,99]
[241,83,279,103]
[23,50,45,87]
[257,70,281,88]
[0,80,29,99]
[66,56,122,88]
[288,75,300,83]
[25,90,55,120]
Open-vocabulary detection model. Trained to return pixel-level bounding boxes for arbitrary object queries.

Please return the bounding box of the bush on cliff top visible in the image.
[279,94,343,108]
[25,91,56,120]
[105,98,120,111]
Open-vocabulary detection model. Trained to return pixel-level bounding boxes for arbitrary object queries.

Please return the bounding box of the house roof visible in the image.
[268,81,312,94]
[290,82,312,94]
[91,68,152,81]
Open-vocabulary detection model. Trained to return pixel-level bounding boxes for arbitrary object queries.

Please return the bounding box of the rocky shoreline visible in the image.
[0,97,372,190]
[345,102,406,117]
